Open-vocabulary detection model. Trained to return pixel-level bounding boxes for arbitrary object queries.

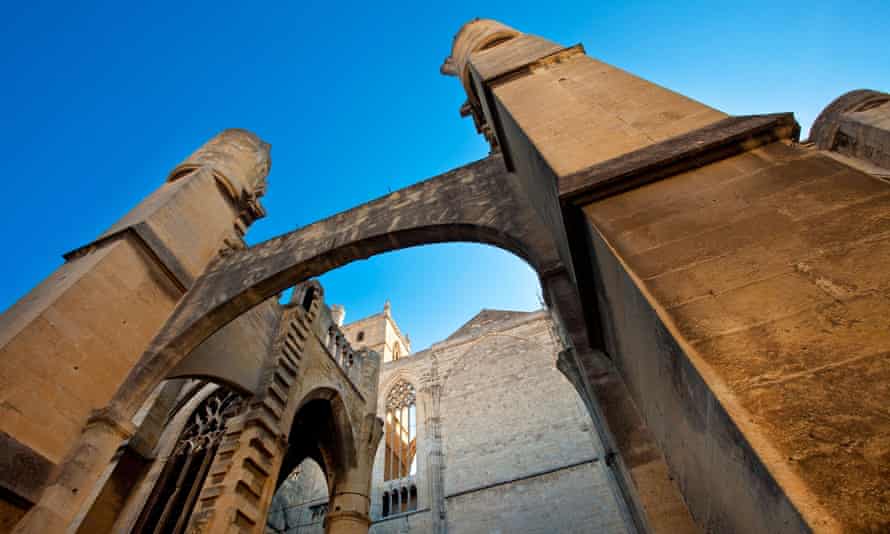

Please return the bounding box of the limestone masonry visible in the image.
[1,17,889,534]
[267,307,629,533]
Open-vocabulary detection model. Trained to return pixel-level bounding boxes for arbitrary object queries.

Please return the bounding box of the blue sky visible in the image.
[1,1,888,350]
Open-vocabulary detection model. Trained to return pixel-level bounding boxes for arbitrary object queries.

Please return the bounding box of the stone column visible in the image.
[325,414,383,534]
[8,129,271,533]
[421,358,447,534]
[325,491,371,534]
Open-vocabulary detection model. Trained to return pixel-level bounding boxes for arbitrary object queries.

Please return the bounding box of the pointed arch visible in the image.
[276,387,357,493]
[382,379,417,483]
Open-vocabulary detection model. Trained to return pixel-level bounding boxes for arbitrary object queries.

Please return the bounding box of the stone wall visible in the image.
[341,308,411,363]
[435,311,628,534]
[581,142,890,532]
[268,309,631,533]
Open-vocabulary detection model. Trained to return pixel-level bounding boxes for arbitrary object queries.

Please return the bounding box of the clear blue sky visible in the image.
[2,1,888,350]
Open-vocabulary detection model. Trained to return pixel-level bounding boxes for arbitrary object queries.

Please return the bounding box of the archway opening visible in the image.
[275,395,352,491]
[263,242,627,529]
[266,458,329,534]
[123,383,246,534]
[314,242,541,352]
[265,392,355,532]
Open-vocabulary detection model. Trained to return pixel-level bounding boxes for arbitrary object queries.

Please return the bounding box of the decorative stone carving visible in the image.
[173,390,244,455]
[386,380,416,410]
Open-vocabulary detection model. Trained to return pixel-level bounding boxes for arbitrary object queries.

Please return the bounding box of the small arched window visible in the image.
[384,380,416,481]
[392,342,401,361]
[381,483,417,518]
[357,331,365,342]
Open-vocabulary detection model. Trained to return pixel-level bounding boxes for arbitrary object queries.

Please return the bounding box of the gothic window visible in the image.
[384,380,416,481]
[133,388,244,534]
[392,342,401,361]
[357,331,365,342]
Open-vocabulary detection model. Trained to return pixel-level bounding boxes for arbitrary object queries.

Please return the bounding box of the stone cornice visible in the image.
[559,113,801,205]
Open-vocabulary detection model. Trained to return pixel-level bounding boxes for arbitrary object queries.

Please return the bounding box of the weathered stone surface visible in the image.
[270,308,631,534]
[8,16,890,534]
[1,129,271,533]
[0,432,53,505]
[168,298,281,394]
[110,154,561,418]
[585,142,890,532]
[559,113,800,203]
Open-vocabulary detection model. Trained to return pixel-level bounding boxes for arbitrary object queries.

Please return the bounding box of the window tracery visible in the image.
[133,388,244,534]
[383,380,416,483]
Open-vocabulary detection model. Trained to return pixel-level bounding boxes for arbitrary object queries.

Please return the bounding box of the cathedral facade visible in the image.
[267,306,630,533]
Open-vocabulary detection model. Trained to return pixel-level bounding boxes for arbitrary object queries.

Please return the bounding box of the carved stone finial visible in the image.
[441,18,520,99]
[167,128,272,205]
[442,19,519,153]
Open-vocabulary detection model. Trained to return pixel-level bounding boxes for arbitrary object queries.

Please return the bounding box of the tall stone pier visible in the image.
[444,18,890,534]
[0,130,270,529]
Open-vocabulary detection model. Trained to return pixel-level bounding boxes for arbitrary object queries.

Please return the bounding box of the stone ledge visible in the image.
[559,113,801,205]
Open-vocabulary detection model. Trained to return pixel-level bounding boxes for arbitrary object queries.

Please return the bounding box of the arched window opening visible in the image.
[300,286,316,311]
[392,342,401,361]
[384,380,416,482]
[357,331,365,342]
[380,483,417,518]
[133,389,244,534]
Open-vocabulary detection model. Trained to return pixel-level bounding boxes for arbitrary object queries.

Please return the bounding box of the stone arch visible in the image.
[276,387,358,494]
[24,153,569,534]
[108,154,560,418]
[266,457,329,533]
[379,370,422,407]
